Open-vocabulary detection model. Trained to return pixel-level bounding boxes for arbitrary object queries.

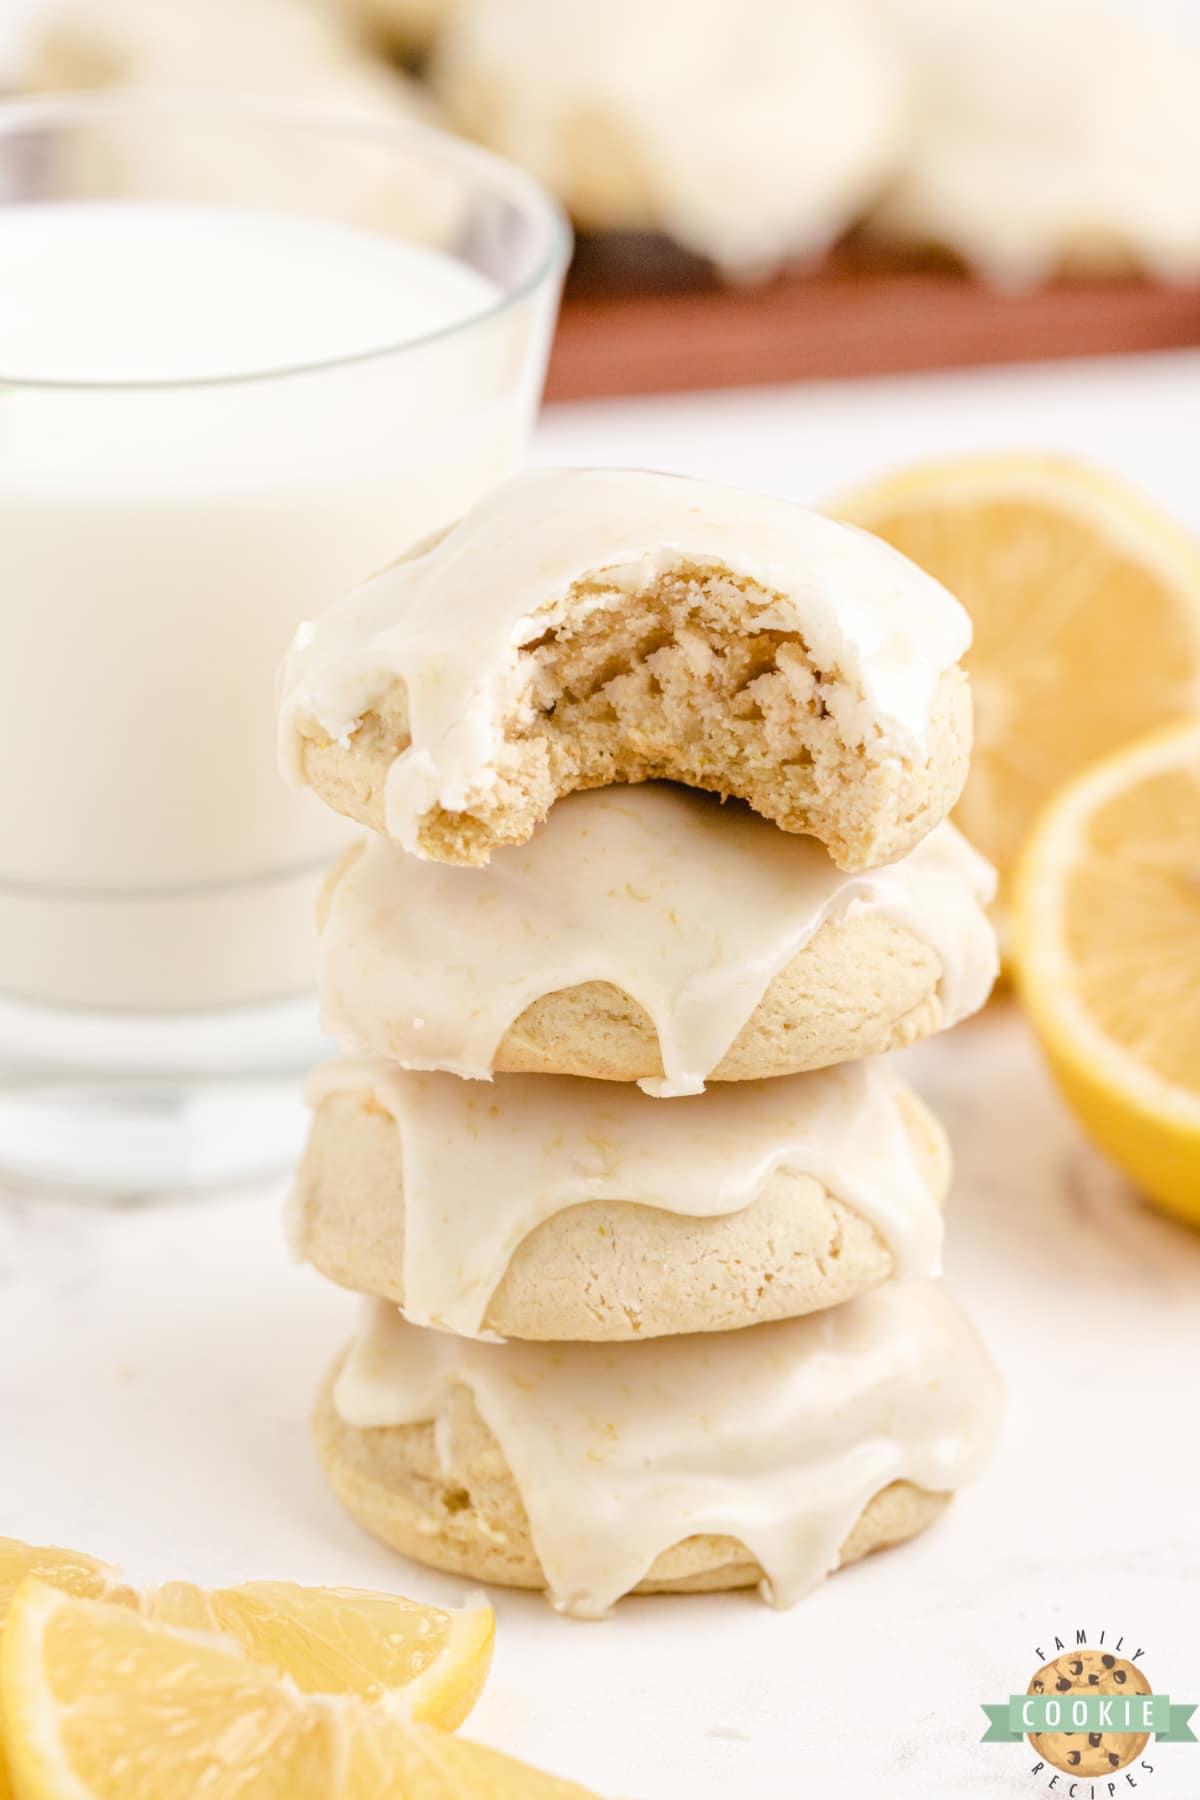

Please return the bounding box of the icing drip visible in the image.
[334,1280,1004,1617]
[278,468,971,855]
[297,1057,945,1337]
[317,786,997,1096]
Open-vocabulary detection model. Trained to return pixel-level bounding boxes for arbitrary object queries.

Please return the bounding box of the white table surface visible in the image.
[6,353,1200,1800]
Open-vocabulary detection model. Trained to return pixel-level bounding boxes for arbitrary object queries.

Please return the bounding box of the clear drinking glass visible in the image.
[0,95,568,1197]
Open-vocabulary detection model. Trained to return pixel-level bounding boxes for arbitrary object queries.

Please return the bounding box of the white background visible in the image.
[2,4,1200,1794]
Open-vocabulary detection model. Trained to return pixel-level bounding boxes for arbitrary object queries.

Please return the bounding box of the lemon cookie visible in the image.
[336,0,457,59]
[289,1058,949,1340]
[280,469,972,870]
[869,0,1200,285]
[315,1280,1003,1614]
[318,788,997,1092]
[21,0,428,121]
[431,0,904,275]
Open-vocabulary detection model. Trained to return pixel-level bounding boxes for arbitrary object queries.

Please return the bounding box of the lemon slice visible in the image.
[1013,717,1200,1225]
[834,454,1200,898]
[1,1581,595,1800]
[145,1579,492,1728]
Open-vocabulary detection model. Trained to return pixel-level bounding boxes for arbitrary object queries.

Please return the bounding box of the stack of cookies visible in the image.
[280,468,1004,1618]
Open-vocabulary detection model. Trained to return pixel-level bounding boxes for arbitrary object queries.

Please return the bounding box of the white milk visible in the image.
[0,202,544,1011]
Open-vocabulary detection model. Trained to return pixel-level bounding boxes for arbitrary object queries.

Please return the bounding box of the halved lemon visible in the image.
[2,1581,596,1800]
[1013,717,1200,1225]
[834,454,1200,899]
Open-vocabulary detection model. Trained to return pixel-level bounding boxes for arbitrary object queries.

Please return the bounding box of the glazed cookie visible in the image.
[317,788,997,1092]
[21,0,428,121]
[431,0,904,274]
[336,0,457,58]
[869,0,1200,285]
[280,469,972,871]
[316,1280,1003,1614]
[1027,1652,1152,1776]
[289,1059,950,1340]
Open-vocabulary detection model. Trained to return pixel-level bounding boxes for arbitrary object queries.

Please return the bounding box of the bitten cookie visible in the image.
[279,469,972,872]
[315,1281,1003,1614]
[317,788,997,1092]
[289,1060,950,1340]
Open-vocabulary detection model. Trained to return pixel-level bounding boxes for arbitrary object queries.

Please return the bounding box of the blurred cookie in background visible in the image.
[430,0,907,277]
[867,0,1200,285]
[14,0,454,246]
[335,0,459,65]
[19,0,431,122]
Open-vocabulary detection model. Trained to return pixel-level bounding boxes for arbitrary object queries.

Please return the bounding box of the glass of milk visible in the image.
[0,94,568,1196]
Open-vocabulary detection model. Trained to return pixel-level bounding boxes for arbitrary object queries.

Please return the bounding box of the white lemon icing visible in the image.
[295,1056,944,1338]
[316,787,997,1097]
[334,1279,1003,1616]
[278,468,971,858]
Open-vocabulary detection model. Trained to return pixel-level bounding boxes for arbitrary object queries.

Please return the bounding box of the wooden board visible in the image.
[545,244,1200,402]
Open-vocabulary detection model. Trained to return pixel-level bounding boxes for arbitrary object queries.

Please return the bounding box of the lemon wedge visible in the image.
[0,1542,131,1800]
[0,1539,493,1796]
[146,1578,492,1728]
[0,1541,124,1618]
[1,1580,594,1800]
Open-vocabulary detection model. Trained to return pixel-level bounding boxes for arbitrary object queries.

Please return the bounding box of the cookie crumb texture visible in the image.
[313,1365,949,1597]
[298,562,971,869]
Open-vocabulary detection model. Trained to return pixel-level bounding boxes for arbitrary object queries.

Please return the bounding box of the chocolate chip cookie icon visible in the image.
[1027,1652,1152,1775]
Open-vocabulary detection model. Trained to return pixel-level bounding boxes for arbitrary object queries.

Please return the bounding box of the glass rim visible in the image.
[0,90,572,393]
